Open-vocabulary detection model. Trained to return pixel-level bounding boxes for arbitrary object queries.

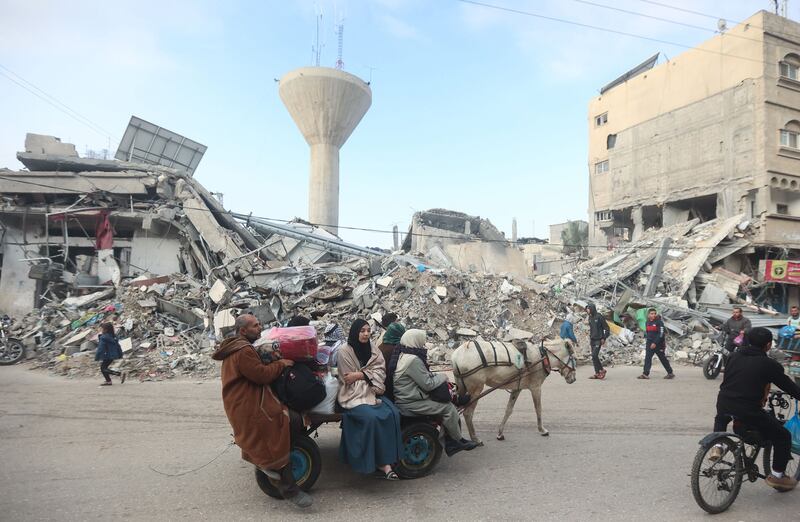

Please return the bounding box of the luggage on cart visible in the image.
[262,326,318,362]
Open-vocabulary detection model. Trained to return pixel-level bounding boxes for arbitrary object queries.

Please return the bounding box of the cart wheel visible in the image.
[255,434,321,499]
[395,422,442,479]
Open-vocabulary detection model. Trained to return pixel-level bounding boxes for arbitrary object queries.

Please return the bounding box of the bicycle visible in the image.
[690,391,799,514]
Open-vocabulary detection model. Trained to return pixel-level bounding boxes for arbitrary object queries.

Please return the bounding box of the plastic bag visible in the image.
[733,333,745,346]
[786,401,800,455]
[309,373,339,414]
[780,325,797,339]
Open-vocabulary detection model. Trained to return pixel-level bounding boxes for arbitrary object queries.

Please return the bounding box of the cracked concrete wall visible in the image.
[130,228,182,277]
[0,225,41,316]
[593,80,759,213]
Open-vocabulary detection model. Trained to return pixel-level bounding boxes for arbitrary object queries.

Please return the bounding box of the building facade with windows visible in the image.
[587,10,800,256]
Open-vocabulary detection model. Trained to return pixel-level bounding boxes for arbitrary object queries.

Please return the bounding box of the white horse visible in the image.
[451,338,577,444]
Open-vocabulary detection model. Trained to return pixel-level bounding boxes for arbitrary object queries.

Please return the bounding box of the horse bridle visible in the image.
[540,340,577,378]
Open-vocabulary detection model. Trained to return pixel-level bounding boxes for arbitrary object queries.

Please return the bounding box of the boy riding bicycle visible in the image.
[710,327,800,491]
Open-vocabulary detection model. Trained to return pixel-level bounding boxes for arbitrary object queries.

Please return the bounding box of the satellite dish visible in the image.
[717,19,727,32]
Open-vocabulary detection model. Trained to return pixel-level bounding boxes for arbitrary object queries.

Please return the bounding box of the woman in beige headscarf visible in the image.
[336,319,403,480]
[391,329,478,457]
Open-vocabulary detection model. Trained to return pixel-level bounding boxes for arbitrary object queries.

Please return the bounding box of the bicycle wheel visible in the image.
[691,436,743,514]
[762,443,800,483]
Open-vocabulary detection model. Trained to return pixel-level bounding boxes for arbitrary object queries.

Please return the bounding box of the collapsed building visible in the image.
[587,11,800,311]
[402,209,529,279]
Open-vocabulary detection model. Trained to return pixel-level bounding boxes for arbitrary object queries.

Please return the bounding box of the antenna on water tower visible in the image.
[335,22,345,70]
[312,9,323,66]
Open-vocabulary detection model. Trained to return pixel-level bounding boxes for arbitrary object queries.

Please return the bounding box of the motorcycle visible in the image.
[0,315,26,366]
[702,331,731,380]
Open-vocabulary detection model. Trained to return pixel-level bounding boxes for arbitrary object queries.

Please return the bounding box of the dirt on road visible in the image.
[0,364,796,521]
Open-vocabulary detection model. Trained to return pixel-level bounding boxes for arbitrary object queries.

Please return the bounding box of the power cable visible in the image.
[571,0,726,34]
[453,0,776,67]
[630,0,742,24]
[568,0,768,46]
[0,63,117,141]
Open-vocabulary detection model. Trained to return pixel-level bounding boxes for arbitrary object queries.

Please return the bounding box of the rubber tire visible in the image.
[703,355,722,380]
[255,434,321,499]
[762,443,800,486]
[0,339,25,366]
[691,436,743,514]
[395,422,443,480]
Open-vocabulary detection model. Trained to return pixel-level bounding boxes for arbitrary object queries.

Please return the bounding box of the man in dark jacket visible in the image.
[721,307,751,352]
[638,308,675,380]
[711,327,800,492]
[212,314,311,508]
[586,303,610,379]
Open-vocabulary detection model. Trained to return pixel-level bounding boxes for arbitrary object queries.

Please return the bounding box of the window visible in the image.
[595,210,612,221]
[595,112,608,127]
[777,203,789,214]
[780,54,800,81]
[595,160,609,174]
[607,134,617,149]
[780,129,798,148]
[780,61,799,80]
[780,121,800,149]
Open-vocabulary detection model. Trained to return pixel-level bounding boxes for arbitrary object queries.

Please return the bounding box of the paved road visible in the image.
[1,364,797,521]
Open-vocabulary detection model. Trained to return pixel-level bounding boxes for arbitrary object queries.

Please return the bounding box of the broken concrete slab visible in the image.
[209,279,232,305]
[61,288,115,309]
[120,338,133,354]
[505,327,534,341]
[214,309,237,338]
[698,284,729,305]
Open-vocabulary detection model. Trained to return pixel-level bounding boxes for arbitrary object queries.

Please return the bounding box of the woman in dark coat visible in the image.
[95,323,126,386]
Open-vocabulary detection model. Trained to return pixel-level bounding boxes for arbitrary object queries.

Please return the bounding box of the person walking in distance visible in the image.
[95,323,126,386]
[721,307,751,352]
[559,313,579,347]
[586,303,610,380]
[638,308,675,380]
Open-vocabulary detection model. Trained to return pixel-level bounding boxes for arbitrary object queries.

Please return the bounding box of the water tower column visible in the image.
[309,143,340,234]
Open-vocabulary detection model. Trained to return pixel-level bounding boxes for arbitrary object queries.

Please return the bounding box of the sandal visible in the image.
[637,374,649,379]
[382,470,399,481]
[588,373,600,379]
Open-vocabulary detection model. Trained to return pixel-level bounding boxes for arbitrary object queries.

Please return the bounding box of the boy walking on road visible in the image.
[638,308,675,380]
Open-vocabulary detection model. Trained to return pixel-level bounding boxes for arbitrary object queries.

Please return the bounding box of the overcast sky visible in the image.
[0,0,782,247]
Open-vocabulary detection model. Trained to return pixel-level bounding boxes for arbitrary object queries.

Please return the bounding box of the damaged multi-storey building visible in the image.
[0,130,270,317]
[587,10,800,309]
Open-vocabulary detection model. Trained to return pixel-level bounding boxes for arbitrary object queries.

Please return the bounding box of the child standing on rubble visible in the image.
[95,323,126,386]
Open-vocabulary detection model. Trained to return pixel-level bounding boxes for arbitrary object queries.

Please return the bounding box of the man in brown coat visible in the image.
[212,314,312,508]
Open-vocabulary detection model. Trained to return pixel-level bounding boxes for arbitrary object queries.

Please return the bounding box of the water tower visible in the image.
[279,67,372,235]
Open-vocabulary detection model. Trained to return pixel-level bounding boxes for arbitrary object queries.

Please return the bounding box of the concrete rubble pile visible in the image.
[6,136,792,379]
[287,260,561,366]
[0,133,380,379]
[535,214,793,366]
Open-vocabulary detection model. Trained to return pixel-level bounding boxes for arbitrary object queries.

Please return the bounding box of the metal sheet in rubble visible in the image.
[704,305,788,327]
[115,116,206,175]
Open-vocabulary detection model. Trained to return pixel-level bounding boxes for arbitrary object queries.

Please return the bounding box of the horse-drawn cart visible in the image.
[255,411,445,498]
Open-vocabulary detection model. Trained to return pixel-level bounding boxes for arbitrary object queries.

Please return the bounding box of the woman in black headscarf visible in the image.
[336,318,403,480]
